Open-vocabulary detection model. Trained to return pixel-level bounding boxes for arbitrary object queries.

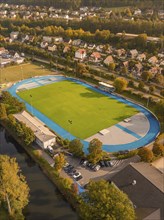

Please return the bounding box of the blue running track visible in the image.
[8,75,160,154]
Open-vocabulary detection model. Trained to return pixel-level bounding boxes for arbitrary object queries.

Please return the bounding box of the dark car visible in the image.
[75,175,83,181]
[80,158,85,165]
[104,161,110,167]
[64,165,74,172]
[99,160,105,167]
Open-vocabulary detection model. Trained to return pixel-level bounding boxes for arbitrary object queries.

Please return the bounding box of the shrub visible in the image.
[138,147,154,162]
[152,142,164,156]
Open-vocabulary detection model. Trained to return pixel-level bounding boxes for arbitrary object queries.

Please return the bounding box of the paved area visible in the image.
[152,157,164,174]
[85,113,150,145]
[60,155,140,186]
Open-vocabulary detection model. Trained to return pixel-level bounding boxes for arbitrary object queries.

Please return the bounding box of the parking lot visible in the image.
[61,155,140,187]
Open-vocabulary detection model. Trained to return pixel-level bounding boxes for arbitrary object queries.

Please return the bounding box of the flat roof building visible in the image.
[14,111,56,149]
[111,162,164,220]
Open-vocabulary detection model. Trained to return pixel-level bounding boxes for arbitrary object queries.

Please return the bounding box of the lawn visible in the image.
[0,62,54,83]
[18,80,138,139]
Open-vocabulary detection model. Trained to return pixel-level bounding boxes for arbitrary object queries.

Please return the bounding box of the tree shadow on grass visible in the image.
[80,88,104,98]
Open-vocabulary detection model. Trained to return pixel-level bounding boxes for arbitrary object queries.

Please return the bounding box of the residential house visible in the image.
[53,37,63,43]
[64,38,72,44]
[104,55,114,66]
[9,51,20,59]
[80,41,87,48]
[14,57,25,64]
[135,62,143,76]
[146,9,153,16]
[90,52,101,62]
[110,162,164,220]
[158,10,164,19]
[134,9,142,16]
[48,44,57,52]
[96,45,104,52]
[137,53,146,62]
[115,49,126,57]
[123,61,129,68]
[148,56,158,65]
[43,36,52,43]
[63,46,70,53]
[10,31,19,40]
[0,47,7,55]
[88,44,96,50]
[129,49,138,59]
[149,67,162,76]
[40,41,48,49]
[72,39,82,46]
[75,49,86,60]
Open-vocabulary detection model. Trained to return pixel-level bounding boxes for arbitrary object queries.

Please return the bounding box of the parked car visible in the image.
[108,161,114,167]
[99,160,105,167]
[73,172,81,179]
[75,175,83,181]
[47,146,54,154]
[94,164,101,171]
[82,160,88,167]
[79,158,85,165]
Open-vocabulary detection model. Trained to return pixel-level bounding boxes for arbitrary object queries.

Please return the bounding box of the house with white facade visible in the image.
[75,49,86,60]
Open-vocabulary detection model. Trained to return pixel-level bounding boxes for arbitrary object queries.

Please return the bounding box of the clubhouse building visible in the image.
[14,111,56,149]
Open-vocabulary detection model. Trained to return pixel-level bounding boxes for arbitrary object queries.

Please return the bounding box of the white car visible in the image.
[73,172,81,179]
[94,165,101,171]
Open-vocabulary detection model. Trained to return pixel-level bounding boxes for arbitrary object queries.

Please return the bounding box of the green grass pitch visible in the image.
[18,80,138,139]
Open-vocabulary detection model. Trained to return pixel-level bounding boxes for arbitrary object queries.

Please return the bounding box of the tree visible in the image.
[152,142,164,156]
[0,103,7,120]
[87,138,103,164]
[160,89,164,97]
[141,71,152,82]
[54,153,66,171]
[149,85,155,93]
[114,77,128,93]
[138,147,154,162]
[108,62,116,71]
[69,139,84,157]
[135,34,147,48]
[76,63,88,77]
[155,100,164,119]
[79,180,135,220]
[0,155,29,218]
[138,81,145,90]
[121,66,128,75]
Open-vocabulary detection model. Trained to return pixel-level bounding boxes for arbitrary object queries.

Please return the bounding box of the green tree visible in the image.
[114,77,128,92]
[69,139,84,157]
[152,142,164,156]
[138,147,154,162]
[79,180,135,220]
[0,103,7,120]
[138,81,145,90]
[160,89,164,96]
[108,62,116,71]
[135,34,147,48]
[54,153,66,171]
[149,86,155,93]
[141,71,152,82]
[87,138,103,164]
[0,155,29,218]
[155,100,164,119]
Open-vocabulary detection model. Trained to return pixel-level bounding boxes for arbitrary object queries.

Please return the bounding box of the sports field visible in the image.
[18,80,138,139]
[0,63,53,83]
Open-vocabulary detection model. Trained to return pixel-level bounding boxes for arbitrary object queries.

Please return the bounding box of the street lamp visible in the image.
[30,94,33,115]
[68,120,72,140]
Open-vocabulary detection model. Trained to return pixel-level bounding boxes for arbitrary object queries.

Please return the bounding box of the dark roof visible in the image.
[110,163,164,220]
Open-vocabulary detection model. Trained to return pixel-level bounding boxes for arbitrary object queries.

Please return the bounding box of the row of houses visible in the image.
[0,4,163,20]
[7,31,164,77]
[0,47,24,66]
